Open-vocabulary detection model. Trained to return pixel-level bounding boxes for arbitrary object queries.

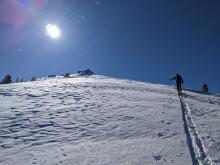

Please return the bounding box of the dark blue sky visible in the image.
[0,0,220,93]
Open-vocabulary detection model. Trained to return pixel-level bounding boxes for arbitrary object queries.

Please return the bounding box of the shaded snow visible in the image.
[0,75,219,164]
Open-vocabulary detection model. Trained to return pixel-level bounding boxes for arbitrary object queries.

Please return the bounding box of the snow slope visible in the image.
[0,75,219,165]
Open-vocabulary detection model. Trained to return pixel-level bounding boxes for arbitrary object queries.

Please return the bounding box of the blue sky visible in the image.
[0,0,220,93]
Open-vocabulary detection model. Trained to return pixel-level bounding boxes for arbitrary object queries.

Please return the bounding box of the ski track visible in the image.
[180,96,212,165]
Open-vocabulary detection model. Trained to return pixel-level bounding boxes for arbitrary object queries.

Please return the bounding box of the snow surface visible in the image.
[0,75,219,165]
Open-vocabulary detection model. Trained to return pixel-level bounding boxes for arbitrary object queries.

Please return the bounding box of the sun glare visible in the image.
[46,24,61,39]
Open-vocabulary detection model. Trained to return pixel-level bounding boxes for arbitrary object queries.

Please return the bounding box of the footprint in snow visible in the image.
[154,129,177,139]
[152,152,162,161]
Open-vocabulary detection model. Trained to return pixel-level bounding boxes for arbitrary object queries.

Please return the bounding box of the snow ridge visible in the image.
[180,96,212,165]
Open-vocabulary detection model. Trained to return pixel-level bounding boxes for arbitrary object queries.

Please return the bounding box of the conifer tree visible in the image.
[0,74,12,84]
[202,83,209,93]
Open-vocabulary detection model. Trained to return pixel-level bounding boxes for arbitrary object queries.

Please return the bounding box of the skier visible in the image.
[170,73,184,95]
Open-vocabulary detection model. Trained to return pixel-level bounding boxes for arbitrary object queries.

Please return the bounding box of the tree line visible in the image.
[0,75,36,84]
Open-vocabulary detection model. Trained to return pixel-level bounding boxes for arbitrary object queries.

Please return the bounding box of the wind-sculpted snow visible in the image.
[0,75,219,165]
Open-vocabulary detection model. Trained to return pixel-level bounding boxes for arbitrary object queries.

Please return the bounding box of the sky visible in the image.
[0,0,220,93]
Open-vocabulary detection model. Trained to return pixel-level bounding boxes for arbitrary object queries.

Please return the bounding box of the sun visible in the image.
[46,24,61,39]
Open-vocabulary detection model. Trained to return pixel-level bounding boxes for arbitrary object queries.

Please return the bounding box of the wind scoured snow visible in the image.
[0,75,219,165]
